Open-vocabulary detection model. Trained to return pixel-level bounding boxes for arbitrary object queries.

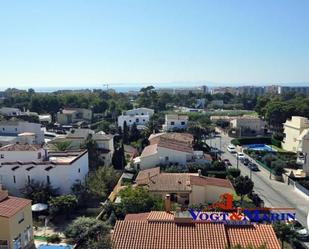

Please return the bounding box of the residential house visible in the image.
[56,108,92,125]
[136,167,234,205]
[230,116,266,135]
[0,121,44,146]
[0,188,33,249]
[117,107,154,130]
[0,144,89,195]
[112,211,280,249]
[133,133,194,169]
[51,128,114,166]
[282,116,309,152]
[0,107,22,117]
[162,114,188,131]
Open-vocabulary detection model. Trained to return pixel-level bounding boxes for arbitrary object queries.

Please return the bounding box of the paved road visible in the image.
[207,133,309,229]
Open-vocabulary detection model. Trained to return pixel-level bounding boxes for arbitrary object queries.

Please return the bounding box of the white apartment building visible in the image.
[0,121,44,145]
[282,116,309,152]
[118,107,154,130]
[162,114,188,131]
[0,144,89,196]
[230,116,266,134]
[0,107,22,116]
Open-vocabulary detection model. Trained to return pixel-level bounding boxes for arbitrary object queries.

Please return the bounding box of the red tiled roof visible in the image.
[125,212,150,221]
[157,138,193,154]
[0,144,42,151]
[0,196,31,218]
[140,144,158,158]
[135,167,160,185]
[227,224,281,249]
[190,175,234,189]
[112,212,280,249]
[149,132,193,144]
[113,221,228,249]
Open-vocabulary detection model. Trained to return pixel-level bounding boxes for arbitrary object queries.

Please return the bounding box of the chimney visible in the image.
[164,194,171,213]
[198,169,201,177]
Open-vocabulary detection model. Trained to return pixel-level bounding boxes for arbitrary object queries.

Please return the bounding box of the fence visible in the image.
[287,175,309,198]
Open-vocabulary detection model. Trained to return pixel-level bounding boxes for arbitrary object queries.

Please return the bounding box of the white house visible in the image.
[230,116,266,135]
[51,128,114,166]
[0,107,21,116]
[117,107,154,130]
[282,116,309,152]
[134,133,194,170]
[162,114,188,131]
[0,144,89,195]
[0,121,44,145]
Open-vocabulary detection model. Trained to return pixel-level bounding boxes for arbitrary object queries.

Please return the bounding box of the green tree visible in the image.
[119,186,163,213]
[233,176,254,204]
[273,222,296,248]
[112,143,126,169]
[122,121,129,144]
[129,123,140,142]
[20,180,58,204]
[64,217,111,249]
[86,166,120,200]
[54,141,72,151]
[48,195,78,217]
[81,135,101,170]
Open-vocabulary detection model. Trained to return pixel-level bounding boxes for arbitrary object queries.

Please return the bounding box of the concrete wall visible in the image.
[0,149,45,163]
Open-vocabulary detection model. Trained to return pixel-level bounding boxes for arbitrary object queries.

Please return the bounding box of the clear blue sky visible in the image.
[0,0,309,89]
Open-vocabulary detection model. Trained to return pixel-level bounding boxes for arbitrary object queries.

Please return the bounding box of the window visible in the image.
[27,176,31,183]
[141,113,144,115]
[13,176,16,184]
[15,128,17,131]
[47,175,50,184]
[17,212,24,224]
[136,118,139,123]
[78,168,80,173]
[2,128,4,131]
[0,240,8,249]
[143,119,145,122]
[0,154,3,159]
[38,152,41,159]
[170,122,175,125]
[181,121,185,125]
[165,156,169,161]
[129,120,131,122]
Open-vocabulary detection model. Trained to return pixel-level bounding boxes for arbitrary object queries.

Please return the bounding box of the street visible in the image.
[207,133,309,229]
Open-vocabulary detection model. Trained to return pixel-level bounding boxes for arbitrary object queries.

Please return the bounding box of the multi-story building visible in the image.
[117,107,154,130]
[162,114,188,131]
[56,108,92,125]
[0,121,44,146]
[282,116,309,152]
[237,86,265,96]
[0,188,33,249]
[0,144,89,195]
[278,86,309,95]
[0,107,22,117]
[230,116,266,135]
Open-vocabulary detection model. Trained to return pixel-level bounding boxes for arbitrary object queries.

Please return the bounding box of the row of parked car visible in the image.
[227,144,259,171]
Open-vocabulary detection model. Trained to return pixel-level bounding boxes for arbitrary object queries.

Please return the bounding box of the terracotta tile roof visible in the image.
[166,114,189,121]
[149,132,193,144]
[135,167,160,185]
[226,224,281,249]
[148,173,192,192]
[112,212,280,249]
[125,212,150,221]
[0,196,31,218]
[190,175,234,189]
[136,170,233,192]
[157,138,193,154]
[0,144,42,151]
[112,220,228,249]
[140,144,158,158]
[147,211,174,222]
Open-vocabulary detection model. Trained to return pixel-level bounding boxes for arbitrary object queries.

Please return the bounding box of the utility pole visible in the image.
[237,155,239,170]
[219,136,222,155]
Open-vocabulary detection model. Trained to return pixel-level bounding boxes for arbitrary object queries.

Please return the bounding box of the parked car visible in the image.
[248,162,259,171]
[227,144,237,153]
[223,159,232,166]
[210,147,220,153]
[243,158,250,166]
[236,152,245,160]
[287,219,309,240]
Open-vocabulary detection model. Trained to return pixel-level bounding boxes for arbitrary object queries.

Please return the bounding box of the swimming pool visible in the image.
[38,245,72,249]
[245,144,275,152]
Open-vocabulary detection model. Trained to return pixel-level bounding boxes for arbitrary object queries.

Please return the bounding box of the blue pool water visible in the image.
[245,144,275,152]
[38,245,72,249]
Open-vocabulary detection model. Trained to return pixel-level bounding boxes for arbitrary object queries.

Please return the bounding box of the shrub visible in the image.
[227,168,241,178]
[47,234,61,244]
